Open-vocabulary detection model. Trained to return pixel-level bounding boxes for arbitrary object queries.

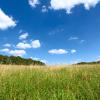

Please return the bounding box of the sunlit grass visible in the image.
[0,64,100,100]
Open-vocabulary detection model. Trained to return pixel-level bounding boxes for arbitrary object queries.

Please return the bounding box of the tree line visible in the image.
[0,55,45,66]
[77,61,100,65]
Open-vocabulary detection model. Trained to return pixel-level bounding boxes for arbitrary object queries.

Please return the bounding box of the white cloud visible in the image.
[42,6,48,13]
[9,50,26,56]
[31,40,41,48]
[68,37,86,44]
[48,49,68,54]
[29,0,39,8]
[16,42,31,49]
[16,40,41,49]
[0,9,16,30]
[71,49,77,54]
[3,43,11,47]
[68,37,79,40]
[0,48,10,52]
[50,0,100,14]
[19,33,29,40]
[0,48,26,57]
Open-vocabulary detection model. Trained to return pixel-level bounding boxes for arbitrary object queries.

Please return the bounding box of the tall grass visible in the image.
[0,64,100,100]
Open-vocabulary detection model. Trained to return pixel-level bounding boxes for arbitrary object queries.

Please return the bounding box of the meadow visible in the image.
[0,64,100,100]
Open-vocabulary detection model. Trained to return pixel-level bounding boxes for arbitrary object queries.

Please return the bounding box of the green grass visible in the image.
[0,64,100,100]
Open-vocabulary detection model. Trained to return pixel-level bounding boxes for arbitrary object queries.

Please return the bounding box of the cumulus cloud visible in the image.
[0,48,26,56]
[16,40,41,49]
[0,48,10,52]
[48,49,77,55]
[48,49,68,54]
[71,49,77,54]
[3,43,11,47]
[16,42,31,49]
[28,0,100,13]
[31,40,41,48]
[50,0,100,13]
[29,0,39,8]
[9,50,26,56]
[0,9,16,30]
[42,6,48,13]
[19,33,29,40]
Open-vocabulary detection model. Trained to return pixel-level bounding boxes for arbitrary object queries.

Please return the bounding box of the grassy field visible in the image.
[0,64,100,100]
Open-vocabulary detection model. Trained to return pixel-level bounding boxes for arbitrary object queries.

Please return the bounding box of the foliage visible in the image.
[77,61,100,65]
[0,55,45,66]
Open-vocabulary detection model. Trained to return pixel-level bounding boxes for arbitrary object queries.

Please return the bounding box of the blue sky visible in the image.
[0,0,100,64]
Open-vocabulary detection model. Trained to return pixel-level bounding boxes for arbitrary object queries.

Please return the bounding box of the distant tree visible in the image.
[77,61,100,65]
[0,55,45,66]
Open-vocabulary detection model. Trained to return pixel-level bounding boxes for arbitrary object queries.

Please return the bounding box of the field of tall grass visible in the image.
[0,64,100,100]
